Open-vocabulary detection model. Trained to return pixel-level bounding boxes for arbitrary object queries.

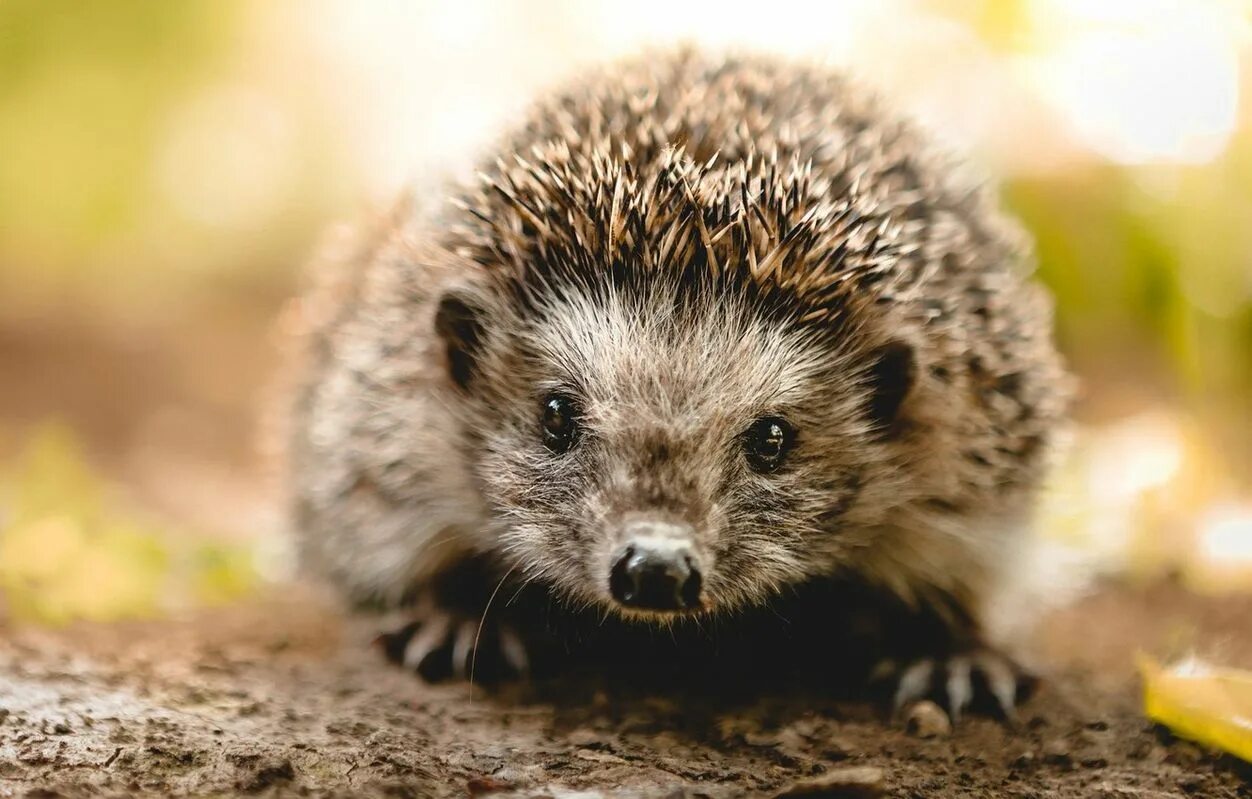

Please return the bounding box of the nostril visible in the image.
[679,557,702,609]
[609,546,638,604]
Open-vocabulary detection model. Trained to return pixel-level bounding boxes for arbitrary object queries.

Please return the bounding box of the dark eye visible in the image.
[743,416,794,472]
[541,394,580,453]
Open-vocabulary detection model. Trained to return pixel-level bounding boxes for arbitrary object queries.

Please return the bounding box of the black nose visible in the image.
[609,544,703,611]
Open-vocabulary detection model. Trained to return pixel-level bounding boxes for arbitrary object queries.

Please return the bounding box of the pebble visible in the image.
[773,765,885,798]
[904,700,951,739]
[466,775,513,796]
[1042,738,1074,769]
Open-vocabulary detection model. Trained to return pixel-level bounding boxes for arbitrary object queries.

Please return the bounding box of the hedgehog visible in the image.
[287,49,1071,719]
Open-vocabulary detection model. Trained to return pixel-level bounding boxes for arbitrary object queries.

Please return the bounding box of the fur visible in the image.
[287,49,1071,681]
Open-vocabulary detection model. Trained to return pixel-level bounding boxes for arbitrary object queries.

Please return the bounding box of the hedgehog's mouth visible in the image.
[608,603,713,626]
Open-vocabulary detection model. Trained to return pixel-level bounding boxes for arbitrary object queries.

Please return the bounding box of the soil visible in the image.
[1,311,1250,798]
[1,581,1249,799]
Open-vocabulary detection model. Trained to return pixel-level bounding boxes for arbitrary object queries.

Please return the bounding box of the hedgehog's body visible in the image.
[290,51,1069,714]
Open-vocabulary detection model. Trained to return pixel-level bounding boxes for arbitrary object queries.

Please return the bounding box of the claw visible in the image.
[378,611,529,685]
[893,659,935,711]
[498,625,530,675]
[402,613,451,670]
[451,620,477,679]
[887,648,1034,725]
[975,651,1020,721]
[945,655,973,724]
[377,621,420,665]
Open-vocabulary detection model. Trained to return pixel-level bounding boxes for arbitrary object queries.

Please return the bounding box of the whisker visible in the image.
[469,563,518,696]
[505,574,539,607]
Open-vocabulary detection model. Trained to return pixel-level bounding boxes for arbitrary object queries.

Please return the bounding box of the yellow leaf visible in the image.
[1140,655,1252,764]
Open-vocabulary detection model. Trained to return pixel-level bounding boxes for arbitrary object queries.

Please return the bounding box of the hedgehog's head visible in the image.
[428,151,941,621]
[437,277,920,621]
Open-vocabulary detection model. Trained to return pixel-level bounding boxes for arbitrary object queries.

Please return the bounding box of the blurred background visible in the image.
[1,0,1250,624]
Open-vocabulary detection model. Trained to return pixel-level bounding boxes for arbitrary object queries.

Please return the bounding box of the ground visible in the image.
[1,312,1249,798]
[1,581,1249,799]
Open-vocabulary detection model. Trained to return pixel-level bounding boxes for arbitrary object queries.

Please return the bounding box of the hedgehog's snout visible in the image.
[608,517,703,613]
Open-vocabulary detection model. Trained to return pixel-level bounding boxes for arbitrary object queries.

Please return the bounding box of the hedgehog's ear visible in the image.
[865,341,916,436]
[434,290,487,390]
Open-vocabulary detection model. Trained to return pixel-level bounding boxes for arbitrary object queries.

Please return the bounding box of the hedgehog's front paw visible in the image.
[376,609,529,685]
[875,648,1038,724]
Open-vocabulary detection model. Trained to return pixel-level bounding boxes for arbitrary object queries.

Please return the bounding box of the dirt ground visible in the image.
[1,580,1249,799]
[1,314,1250,798]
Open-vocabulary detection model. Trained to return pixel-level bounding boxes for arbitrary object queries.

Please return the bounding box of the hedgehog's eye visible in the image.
[540,394,580,454]
[743,416,794,472]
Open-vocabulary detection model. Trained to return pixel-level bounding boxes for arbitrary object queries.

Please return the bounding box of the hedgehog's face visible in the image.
[436,280,917,621]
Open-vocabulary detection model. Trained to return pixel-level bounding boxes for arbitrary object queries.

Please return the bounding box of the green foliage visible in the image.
[0,424,258,624]
[1009,151,1252,438]
[0,0,239,291]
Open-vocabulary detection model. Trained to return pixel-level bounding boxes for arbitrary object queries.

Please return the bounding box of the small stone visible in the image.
[1124,737,1154,761]
[1164,740,1205,766]
[1008,748,1036,771]
[467,775,514,796]
[904,700,951,739]
[1178,774,1207,794]
[821,741,854,762]
[789,717,823,739]
[745,730,783,747]
[235,757,294,793]
[565,726,603,747]
[773,765,885,798]
[1042,738,1073,769]
[573,748,628,765]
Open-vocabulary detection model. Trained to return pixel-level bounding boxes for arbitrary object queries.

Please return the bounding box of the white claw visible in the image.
[945,656,973,723]
[893,659,935,710]
[402,613,451,669]
[451,620,478,679]
[975,651,1018,718]
[498,626,530,675]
